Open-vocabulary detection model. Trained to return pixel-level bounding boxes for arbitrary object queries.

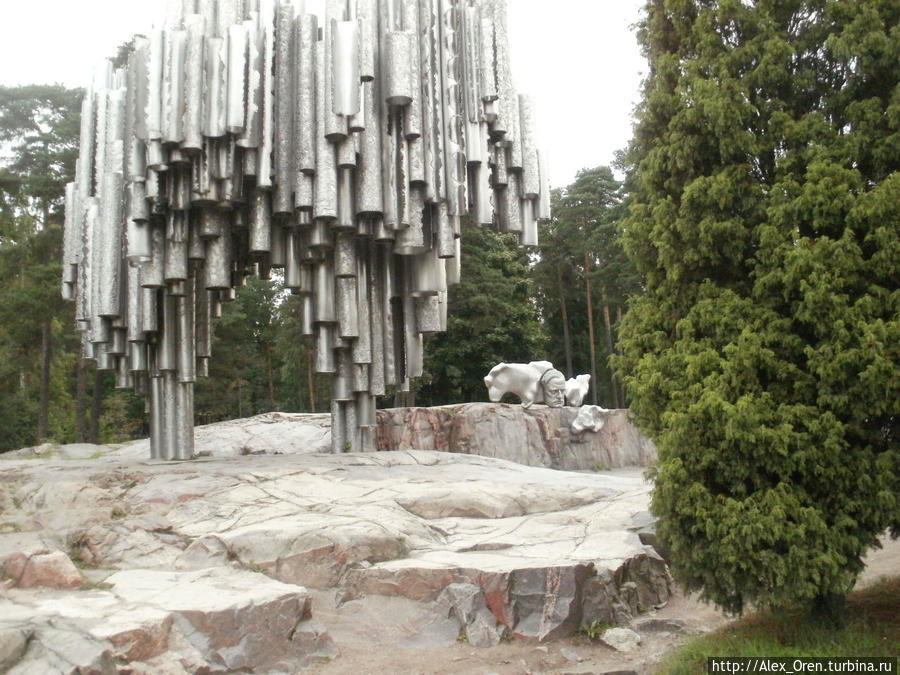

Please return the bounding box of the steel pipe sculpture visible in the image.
[62,0,550,458]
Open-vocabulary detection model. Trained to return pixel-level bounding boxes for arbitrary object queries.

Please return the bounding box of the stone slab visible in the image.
[376,403,657,469]
[0,411,669,670]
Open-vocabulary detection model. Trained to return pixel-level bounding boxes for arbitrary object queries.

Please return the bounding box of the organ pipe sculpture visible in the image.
[62,0,550,458]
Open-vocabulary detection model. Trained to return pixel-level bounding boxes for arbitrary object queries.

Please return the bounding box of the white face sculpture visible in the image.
[542,370,567,408]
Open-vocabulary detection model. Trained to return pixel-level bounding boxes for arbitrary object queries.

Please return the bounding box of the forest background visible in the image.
[1,0,897,622]
[0,84,634,452]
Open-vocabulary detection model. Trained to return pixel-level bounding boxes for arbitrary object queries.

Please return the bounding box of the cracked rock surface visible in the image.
[1,412,670,672]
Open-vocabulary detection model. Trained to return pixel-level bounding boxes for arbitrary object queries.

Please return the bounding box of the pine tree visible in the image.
[532,167,639,406]
[0,85,82,450]
[615,0,899,619]
[418,221,546,405]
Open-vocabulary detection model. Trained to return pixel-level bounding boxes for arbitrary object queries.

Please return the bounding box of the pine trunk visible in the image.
[616,305,626,404]
[584,252,598,405]
[75,357,87,442]
[90,367,102,443]
[557,268,574,377]
[37,322,52,440]
[601,288,620,409]
[307,346,316,412]
[266,344,276,410]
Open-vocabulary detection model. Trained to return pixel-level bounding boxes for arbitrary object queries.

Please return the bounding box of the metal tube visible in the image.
[175,381,194,459]
[256,0,276,188]
[238,14,263,149]
[330,399,346,453]
[385,31,414,106]
[313,40,338,220]
[355,80,383,215]
[150,371,164,459]
[177,279,195,383]
[323,0,348,141]
[162,371,178,459]
[182,14,205,151]
[164,30,187,144]
[316,324,337,373]
[204,36,227,137]
[332,20,360,116]
[273,1,294,214]
[249,190,272,253]
[336,276,359,339]
[226,23,248,133]
[295,13,317,175]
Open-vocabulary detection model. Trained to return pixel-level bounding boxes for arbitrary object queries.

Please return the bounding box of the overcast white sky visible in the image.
[0,0,646,189]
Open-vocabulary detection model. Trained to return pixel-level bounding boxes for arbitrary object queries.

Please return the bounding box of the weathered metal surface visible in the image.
[64,0,550,457]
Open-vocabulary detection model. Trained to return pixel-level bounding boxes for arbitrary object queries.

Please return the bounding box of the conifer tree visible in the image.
[615,0,899,619]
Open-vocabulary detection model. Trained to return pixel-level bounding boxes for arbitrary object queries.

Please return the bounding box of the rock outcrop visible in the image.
[0,410,667,672]
[377,402,657,469]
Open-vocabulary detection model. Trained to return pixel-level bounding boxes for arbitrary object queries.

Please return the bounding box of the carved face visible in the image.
[542,370,567,408]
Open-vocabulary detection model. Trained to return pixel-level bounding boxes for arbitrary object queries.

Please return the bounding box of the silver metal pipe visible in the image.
[368,242,385,395]
[238,14,262,148]
[385,31,415,106]
[336,276,359,339]
[355,80,384,214]
[195,285,211,358]
[295,13,317,174]
[332,20,360,116]
[204,36,227,137]
[164,30,187,144]
[537,149,551,220]
[150,371,164,459]
[164,211,189,281]
[182,14,205,151]
[141,286,159,333]
[177,278,195,383]
[521,196,538,247]
[330,399,346,453]
[285,229,302,289]
[313,40,338,220]
[256,0,276,188]
[249,190,272,253]
[204,228,233,289]
[333,348,353,401]
[323,0,348,141]
[162,371,178,459]
[175,381,194,458]
[159,292,178,371]
[357,0,377,82]
[316,323,337,373]
[273,1,294,215]
[269,222,286,267]
[337,166,355,228]
[226,23,248,134]
[314,252,336,323]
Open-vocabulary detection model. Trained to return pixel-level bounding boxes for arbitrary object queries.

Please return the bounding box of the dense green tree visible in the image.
[195,276,286,422]
[417,221,546,405]
[532,167,640,407]
[615,0,899,620]
[0,85,83,450]
[275,291,331,413]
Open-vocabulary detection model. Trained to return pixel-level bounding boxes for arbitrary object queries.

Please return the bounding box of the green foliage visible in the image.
[0,85,82,452]
[658,576,900,673]
[195,276,285,422]
[615,0,899,616]
[531,166,640,405]
[417,221,546,404]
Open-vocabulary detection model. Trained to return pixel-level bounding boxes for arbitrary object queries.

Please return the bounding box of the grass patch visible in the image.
[657,577,900,674]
